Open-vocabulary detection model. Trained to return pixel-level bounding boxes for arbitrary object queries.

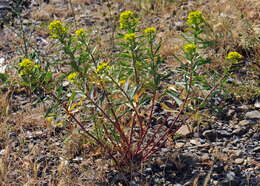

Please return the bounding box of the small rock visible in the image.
[252,133,260,140]
[232,127,248,136]
[174,21,185,31]
[35,131,43,136]
[254,100,260,108]
[245,110,260,119]
[161,148,169,153]
[233,150,242,157]
[73,156,83,161]
[227,109,235,117]
[203,130,217,141]
[253,146,260,153]
[193,132,200,138]
[217,130,232,137]
[144,168,152,174]
[176,125,191,136]
[226,171,236,180]
[0,58,4,64]
[222,148,229,153]
[175,142,185,148]
[28,143,34,150]
[26,131,33,139]
[234,158,244,164]
[0,58,7,73]
[238,120,250,126]
[255,156,260,161]
[238,105,249,110]
[0,149,5,155]
[62,81,70,87]
[201,153,210,161]
[190,139,201,146]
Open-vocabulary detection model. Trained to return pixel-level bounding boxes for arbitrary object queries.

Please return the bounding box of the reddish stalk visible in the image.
[84,92,130,147]
[49,92,119,165]
[129,114,137,157]
[98,81,130,147]
[142,60,194,160]
[135,90,157,154]
[142,94,189,160]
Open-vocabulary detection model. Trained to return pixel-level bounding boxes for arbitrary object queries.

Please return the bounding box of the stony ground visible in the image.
[0,0,259,185]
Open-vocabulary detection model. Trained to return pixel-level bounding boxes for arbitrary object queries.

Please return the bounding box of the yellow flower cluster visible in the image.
[144,27,156,34]
[183,43,197,54]
[226,51,243,63]
[19,58,33,68]
[19,58,40,76]
[96,62,111,73]
[67,72,78,82]
[75,28,85,37]
[124,33,136,41]
[118,80,126,84]
[186,11,204,25]
[120,10,138,30]
[49,20,68,39]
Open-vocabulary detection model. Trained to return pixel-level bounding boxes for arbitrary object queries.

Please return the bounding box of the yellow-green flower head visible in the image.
[183,43,197,54]
[124,33,136,41]
[226,51,243,63]
[187,11,204,25]
[19,59,40,76]
[144,27,156,34]
[120,10,138,30]
[118,80,126,84]
[34,64,41,68]
[96,62,111,73]
[67,72,78,82]
[75,28,86,37]
[49,20,68,39]
[19,58,34,68]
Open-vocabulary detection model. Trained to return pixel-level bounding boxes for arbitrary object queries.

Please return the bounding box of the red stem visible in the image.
[49,93,119,165]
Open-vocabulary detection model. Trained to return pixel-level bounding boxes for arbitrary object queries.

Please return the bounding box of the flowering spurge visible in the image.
[120,10,138,32]
[183,43,197,54]
[16,10,239,172]
[186,11,204,26]
[226,51,243,63]
[49,20,68,39]
[18,58,40,76]
[144,27,156,35]
[67,72,78,83]
[124,33,137,42]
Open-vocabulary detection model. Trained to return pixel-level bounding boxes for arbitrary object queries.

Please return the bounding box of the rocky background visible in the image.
[0,0,259,185]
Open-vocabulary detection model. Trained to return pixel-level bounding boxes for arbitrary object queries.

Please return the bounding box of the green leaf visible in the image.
[173,54,184,66]
[119,53,132,59]
[166,89,183,106]
[0,73,8,83]
[44,71,53,82]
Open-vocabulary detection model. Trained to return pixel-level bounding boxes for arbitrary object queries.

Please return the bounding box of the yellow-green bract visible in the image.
[120,10,138,30]
[75,28,86,37]
[183,43,197,54]
[144,27,156,34]
[186,11,204,25]
[96,62,111,73]
[124,33,137,41]
[19,59,40,76]
[226,51,243,63]
[67,72,78,82]
[49,20,68,39]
